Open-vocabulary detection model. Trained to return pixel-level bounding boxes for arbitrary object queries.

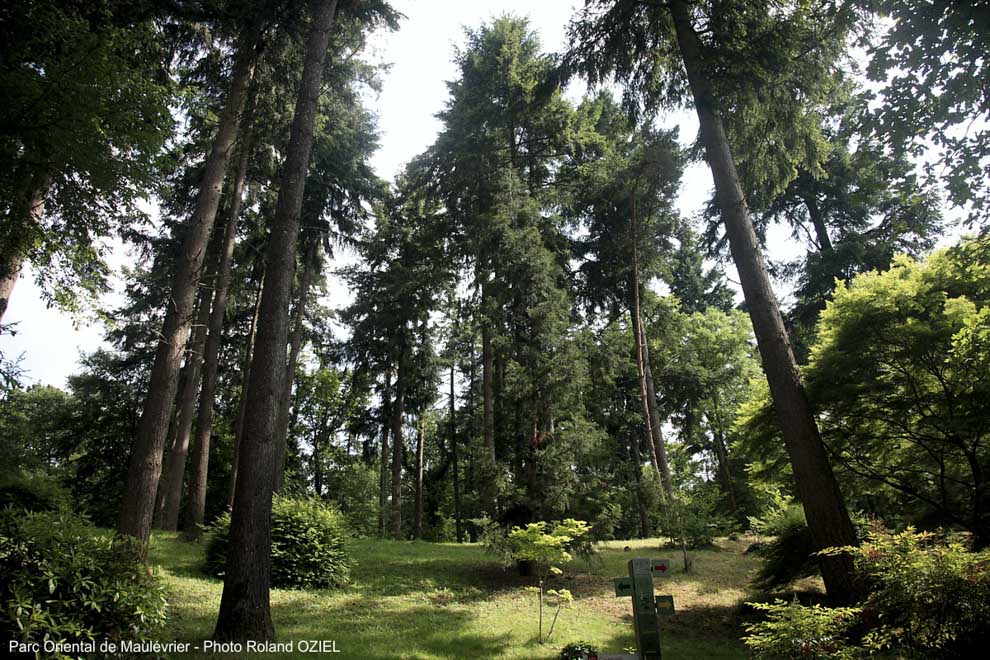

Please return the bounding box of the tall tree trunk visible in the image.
[118,28,260,544]
[414,418,424,539]
[669,0,859,605]
[157,283,213,531]
[712,426,738,514]
[480,305,497,515]
[0,167,51,323]
[450,362,462,542]
[227,279,263,510]
[378,368,392,537]
[640,317,674,497]
[629,277,662,480]
[184,114,255,537]
[630,425,652,539]
[390,360,406,540]
[214,0,339,642]
[800,191,833,253]
[273,238,317,491]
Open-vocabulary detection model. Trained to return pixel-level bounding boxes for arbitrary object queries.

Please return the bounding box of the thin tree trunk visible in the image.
[669,0,859,605]
[451,362,462,542]
[119,28,260,544]
[227,279,262,510]
[630,426,651,538]
[630,278,662,480]
[214,0,339,642]
[801,191,833,253]
[273,239,317,491]
[378,368,392,536]
[481,320,495,463]
[640,318,673,497]
[184,112,256,537]
[0,167,51,323]
[158,284,213,531]
[712,426,738,514]
[414,418,424,539]
[390,360,406,539]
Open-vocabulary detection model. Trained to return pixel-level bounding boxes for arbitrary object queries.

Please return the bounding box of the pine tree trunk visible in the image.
[414,419,424,539]
[118,28,260,544]
[378,368,392,536]
[640,319,673,497]
[390,360,406,540]
[451,362,462,542]
[158,284,213,531]
[480,307,497,515]
[0,167,51,323]
[273,239,317,491]
[669,0,859,605]
[630,274,662,481]
[183,115,255,537]
[214,0,339,642]
[227,279,262,510]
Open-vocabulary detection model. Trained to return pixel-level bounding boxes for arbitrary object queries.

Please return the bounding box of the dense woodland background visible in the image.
[0,0,988,651]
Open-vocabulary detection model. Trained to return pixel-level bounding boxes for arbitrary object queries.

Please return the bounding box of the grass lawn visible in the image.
[152,533,762,659]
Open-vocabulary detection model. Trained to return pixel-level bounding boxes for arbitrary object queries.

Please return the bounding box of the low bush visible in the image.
[0,510,167,656]
[751,504,818,590]
[828,525,990,657]
[205,496,351,589]
[743,598,862,659]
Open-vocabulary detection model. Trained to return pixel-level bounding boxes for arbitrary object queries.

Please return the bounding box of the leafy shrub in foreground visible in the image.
[826,526,990,657]
[0,510,167,655]
[205,496,351,589]
[0,470,72,513]
[743,598,862,659]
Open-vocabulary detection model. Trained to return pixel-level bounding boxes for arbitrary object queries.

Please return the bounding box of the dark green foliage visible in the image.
[0,510,167,652]
[0,471,71,513]
[751,505,818,590]
[559,641,600,659]
[205,496,352,589]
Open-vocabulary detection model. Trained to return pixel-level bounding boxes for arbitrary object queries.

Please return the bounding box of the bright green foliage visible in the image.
[824,526,990,657]
[743,598,862,659]
[205,496,352,589]
[0,510,168,654]
[806,236,990,544]
[661,483,735,550]
[508,519,590,643]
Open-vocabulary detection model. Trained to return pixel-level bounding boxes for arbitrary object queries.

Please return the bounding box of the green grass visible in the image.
[151,533,762,659]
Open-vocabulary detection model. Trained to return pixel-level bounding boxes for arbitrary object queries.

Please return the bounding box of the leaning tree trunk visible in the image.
[273,238,317,492]
[118,28,260,544]
[183,114,256,538]
[669,0,859,605]
[157,282,214,531]
[629,273,663,481]
[227,278,262,510]
[214,0,339,642]
[390,361,406,540]
[0,166,51,323]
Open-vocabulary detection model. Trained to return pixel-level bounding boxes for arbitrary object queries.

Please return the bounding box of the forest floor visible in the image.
[152,533,772,659]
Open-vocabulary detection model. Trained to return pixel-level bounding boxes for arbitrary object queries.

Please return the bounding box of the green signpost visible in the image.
[610,558,674,660]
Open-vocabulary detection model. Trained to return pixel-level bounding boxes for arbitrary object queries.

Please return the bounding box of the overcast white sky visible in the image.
[1,0,957,389]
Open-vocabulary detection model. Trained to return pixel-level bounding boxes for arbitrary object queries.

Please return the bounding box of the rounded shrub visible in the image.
[205,496,351,589]
[0,510,167,653]
[0,470,71,513]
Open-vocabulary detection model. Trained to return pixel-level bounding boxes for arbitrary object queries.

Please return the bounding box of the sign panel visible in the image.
[613,577,634,597]
[655,595,675,616]
[651,559,673,577]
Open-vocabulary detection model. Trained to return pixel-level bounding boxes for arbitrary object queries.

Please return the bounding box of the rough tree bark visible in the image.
[157,282,213,531]
[213,0,339,641]
[183,113,256,537]
[669,0,860,605]
[0,167,51,323]
[118,28,260,544]
[227,279,262,510]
